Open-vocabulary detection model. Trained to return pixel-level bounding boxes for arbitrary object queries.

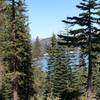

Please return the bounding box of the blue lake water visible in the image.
[40,50,80,71]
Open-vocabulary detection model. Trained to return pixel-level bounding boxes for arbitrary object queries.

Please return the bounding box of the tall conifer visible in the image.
[58,0,100,99]
[0,0,34,99]
[46,34,73,100]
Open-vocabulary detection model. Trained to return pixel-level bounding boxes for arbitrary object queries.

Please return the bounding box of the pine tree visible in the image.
[58,0,100,99]
[93,62,100,99]
[0,0,34,100]
[11,0,34,99]
[32,36,42,59]
[32,36,47,100]
[0,0,4,99]
[33,66,46,99]
[53,45,70,100]
[46,34,73,100]
[0,0,12,99]
[44,34,57,99]
[73,49,87,99]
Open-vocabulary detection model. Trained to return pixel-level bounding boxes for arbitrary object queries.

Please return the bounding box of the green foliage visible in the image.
[76,50,87,92]
[33,66,46,97]
[93,64,100,99]
[0,0,99,100]
[2,74,12,100]
[0,0,34,99]
[32,36,42,58]
[32,36,47,99]
[58,0,100,99]
[45,34,76,100]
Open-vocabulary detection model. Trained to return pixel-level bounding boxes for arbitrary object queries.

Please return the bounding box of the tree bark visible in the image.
[87,1,92,100]
[13,79,18,100]
[11,0,18,100]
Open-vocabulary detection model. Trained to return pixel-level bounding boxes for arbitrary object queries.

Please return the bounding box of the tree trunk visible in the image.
[87,67,92,100]
[87,1,92,99]
[13,84,18,100]
[11,0,18,100]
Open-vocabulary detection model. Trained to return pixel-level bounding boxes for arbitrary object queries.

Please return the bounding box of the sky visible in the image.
[26,0,81,40]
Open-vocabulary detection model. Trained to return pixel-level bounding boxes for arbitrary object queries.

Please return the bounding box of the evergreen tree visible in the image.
[32,36,46,100]
[95,66,100,99]
[0,0,12,99]
[58,0,100,99]
[93,63,100,99]
[44,34,57,99]
[33,66,46,99]
[53,45,70,100]
[46,34,73,100]
[73,49,87,99]
[0,0,34,100]
[32,36,42,59]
